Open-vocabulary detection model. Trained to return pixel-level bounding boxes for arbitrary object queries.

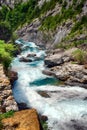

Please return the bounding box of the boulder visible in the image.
[45,48,77,68]
[49,62,87,87]
[8,71,18,84]
[42,70,55,76]
[2,109,40,130]
[40,115,48,121]
[37,91,50,98]
[45,58,64,67]
[19,57,32,62]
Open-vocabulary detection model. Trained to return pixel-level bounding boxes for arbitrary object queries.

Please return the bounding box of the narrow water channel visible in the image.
[11,39,87,130]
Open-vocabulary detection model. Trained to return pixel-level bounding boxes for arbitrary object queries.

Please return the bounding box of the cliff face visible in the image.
[17,0,87,48]
[0,64,18,113]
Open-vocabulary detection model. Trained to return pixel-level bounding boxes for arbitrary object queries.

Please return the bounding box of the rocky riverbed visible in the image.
[43,48,87,88]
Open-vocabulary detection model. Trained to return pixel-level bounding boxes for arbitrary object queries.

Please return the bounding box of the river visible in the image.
[11,39,87,130]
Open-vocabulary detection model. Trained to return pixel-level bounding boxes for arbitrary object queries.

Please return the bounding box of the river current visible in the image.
[11,40,87,130]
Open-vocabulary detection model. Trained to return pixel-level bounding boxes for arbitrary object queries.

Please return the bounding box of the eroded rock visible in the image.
[0,64,18,113]
[2,109,40,130]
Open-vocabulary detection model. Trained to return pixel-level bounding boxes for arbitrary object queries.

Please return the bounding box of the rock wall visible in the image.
[0,64,18,113]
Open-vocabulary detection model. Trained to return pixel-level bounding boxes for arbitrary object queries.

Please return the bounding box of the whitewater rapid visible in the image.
[11,40,87,130]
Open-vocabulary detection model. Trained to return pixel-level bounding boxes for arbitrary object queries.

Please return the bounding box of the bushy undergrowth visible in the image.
[72,49,87,65]
[0,21,12,42]
[0,40,17,69]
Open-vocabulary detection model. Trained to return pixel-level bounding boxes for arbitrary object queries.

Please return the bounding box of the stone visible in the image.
[44,48,77,68]
[8,71,18,85]
[37,91,50,98]
[40,115,48,121]
[42,70,55,76]
[0,64,18,112]
[2,109,40,130]
[19,57,32,62]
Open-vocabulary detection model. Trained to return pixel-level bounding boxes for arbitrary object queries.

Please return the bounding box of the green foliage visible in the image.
[62,1,67,8]
[0,110,14,129]
[41,120,48,130]
[0,21,12,42]
[0,5,9,21]
[0,110,14,119]
[40,6,75,31]
[75,0,86,14]
[41,0,58,14]
[0,40,17,68]
[72,49,87,65]
[71,15,87,33]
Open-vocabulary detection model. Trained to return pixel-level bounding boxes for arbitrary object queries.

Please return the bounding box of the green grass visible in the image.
[0,110,14,130]
[72,49,87,65]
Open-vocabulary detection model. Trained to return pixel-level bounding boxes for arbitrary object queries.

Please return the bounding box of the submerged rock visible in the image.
[2,109,40,130]
[37,91,50,98]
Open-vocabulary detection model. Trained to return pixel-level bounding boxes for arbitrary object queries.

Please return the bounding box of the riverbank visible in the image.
[43,47,87,88]
[0,64,18,113]
[0,63,42,130]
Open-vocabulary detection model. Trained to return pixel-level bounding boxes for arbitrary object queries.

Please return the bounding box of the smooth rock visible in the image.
[37,91,50,98]
[42,70,55,76]
[2,109,40,130]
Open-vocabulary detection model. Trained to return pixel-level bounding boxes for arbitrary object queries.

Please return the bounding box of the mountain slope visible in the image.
[17,0,87,48]
[0,0,87,48]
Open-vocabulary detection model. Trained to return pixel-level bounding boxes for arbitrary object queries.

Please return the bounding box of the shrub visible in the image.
[72,49,87,65]
[0,40,17,69]
[0,21,12,42]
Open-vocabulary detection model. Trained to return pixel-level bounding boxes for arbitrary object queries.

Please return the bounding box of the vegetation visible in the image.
[41,120,48,130]
[0,40,17,69]
[0,110,14,129]
[72,49,87,65]
[0,21,12,42]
